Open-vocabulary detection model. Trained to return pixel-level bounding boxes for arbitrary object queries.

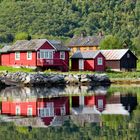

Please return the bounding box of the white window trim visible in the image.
[15,52,20,60]
[97,57,103,65]
[40,49,54,59]
[15,105,20,115]
[27,51,32,60]
[39,107,54,117]
[27,107,33,116]
[60,51,65,60]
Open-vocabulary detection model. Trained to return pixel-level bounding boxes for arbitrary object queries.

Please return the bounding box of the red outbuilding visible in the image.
[71,51,105,71]
[0,39,70,71]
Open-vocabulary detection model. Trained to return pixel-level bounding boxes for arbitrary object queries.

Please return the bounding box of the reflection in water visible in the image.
[0,85,138,128]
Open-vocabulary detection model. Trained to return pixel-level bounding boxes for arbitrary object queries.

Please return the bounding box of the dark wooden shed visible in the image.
[101,49,138,71]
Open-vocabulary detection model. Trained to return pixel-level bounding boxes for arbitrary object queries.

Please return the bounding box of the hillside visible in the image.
[0,0,139,51]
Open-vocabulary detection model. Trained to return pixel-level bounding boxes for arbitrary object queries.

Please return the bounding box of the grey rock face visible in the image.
[0,72,110,87]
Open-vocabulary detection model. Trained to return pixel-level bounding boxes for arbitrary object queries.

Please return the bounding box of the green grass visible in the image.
[0,65,140,79]
[0,66,34,73]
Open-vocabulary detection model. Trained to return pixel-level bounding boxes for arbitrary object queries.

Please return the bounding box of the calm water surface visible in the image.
[0,85,139,139]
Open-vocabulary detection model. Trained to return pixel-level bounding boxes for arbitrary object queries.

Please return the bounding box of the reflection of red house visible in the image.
[1,98,37,116]
[72,95,106,113]
[1,97,70,126]
[37,97,70,126]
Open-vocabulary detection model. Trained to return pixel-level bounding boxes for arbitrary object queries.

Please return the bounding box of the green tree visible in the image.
[100,35,123,49]
[15,32,31,41]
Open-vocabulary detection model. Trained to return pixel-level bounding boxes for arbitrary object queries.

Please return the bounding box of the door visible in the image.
[79,59,84,70]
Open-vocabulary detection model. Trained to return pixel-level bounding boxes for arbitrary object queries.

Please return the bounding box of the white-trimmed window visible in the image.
[15,105,20,115]
[97,57,103,65]
[15,52,20,60]
[27,51,32,60]
[27,107,33,116]
[60,52,65,60]
[40,50,53,59]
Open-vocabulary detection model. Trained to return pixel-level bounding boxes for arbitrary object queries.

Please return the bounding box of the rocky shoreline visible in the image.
[0,72,111,87]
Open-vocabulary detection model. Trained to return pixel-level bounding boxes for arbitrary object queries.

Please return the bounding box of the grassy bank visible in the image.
[0,66,140,79]
[0,66,34,73]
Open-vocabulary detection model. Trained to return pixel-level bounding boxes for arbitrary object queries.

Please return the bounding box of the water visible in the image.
[0,85,140,139]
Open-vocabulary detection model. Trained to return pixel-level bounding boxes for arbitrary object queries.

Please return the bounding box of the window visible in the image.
[40,50,53,59]
[15,52,20,60]
[27,51,32,60]
[97,57,103,65]
[127,53,130,58]
[61,106,66,115]
[27,107,32,116]
[15,105,20,115]
[60,52,65,60]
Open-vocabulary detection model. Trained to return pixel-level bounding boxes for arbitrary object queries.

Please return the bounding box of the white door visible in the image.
[79,59,84,70]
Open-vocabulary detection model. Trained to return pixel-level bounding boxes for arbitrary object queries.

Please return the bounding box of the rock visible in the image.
[24,74,31,84]
[64,75,79,84]
[0,72,110,87]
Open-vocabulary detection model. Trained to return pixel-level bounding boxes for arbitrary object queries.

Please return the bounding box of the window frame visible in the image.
[15,52,20,60]
[40,49,54,59]
[27,51,32,60]
[97,57,103,65]
[60,51,65,60]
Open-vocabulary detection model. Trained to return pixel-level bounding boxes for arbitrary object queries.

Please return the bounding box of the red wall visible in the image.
[1,41,69,70]
[72,96,95,107]
[84,96,95,106]
[95,95,106,112]
[1,54,10,66]
[1,101,37,116]
[84,60,94,71]
[94,53,106,71]
[37,97,70,116]
[71,53,105,71]
[1,52,37,67]
[38,41,69,70]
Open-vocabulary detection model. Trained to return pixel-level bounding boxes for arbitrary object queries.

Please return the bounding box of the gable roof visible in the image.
[0,45,11,53]
[1,39,69,52]
[49,40,70,51]
[67,35,104,47]
[71,50,102,59]
[101,49,137,60]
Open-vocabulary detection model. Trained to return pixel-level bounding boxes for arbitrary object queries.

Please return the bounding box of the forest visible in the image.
[0,0,140,52]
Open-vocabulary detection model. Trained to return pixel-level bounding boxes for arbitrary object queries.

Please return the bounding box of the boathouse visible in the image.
[71,50,105,71]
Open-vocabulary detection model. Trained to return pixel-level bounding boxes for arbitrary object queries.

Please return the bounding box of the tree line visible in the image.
[0,0,139,53]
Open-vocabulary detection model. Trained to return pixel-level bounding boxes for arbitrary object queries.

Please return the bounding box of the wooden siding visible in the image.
[1,52,37,67]
[120,50,137,71]
[71,52,105,71]
[2,100,37,116]
[84,60,94,71]
[106,60,120,70]
[94,53,106,71]
[1,53,10,66]
[70,46,98,54]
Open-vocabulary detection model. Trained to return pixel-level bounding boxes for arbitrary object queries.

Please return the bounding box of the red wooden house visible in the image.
[71,51,105,71]
[0,39,70,71]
